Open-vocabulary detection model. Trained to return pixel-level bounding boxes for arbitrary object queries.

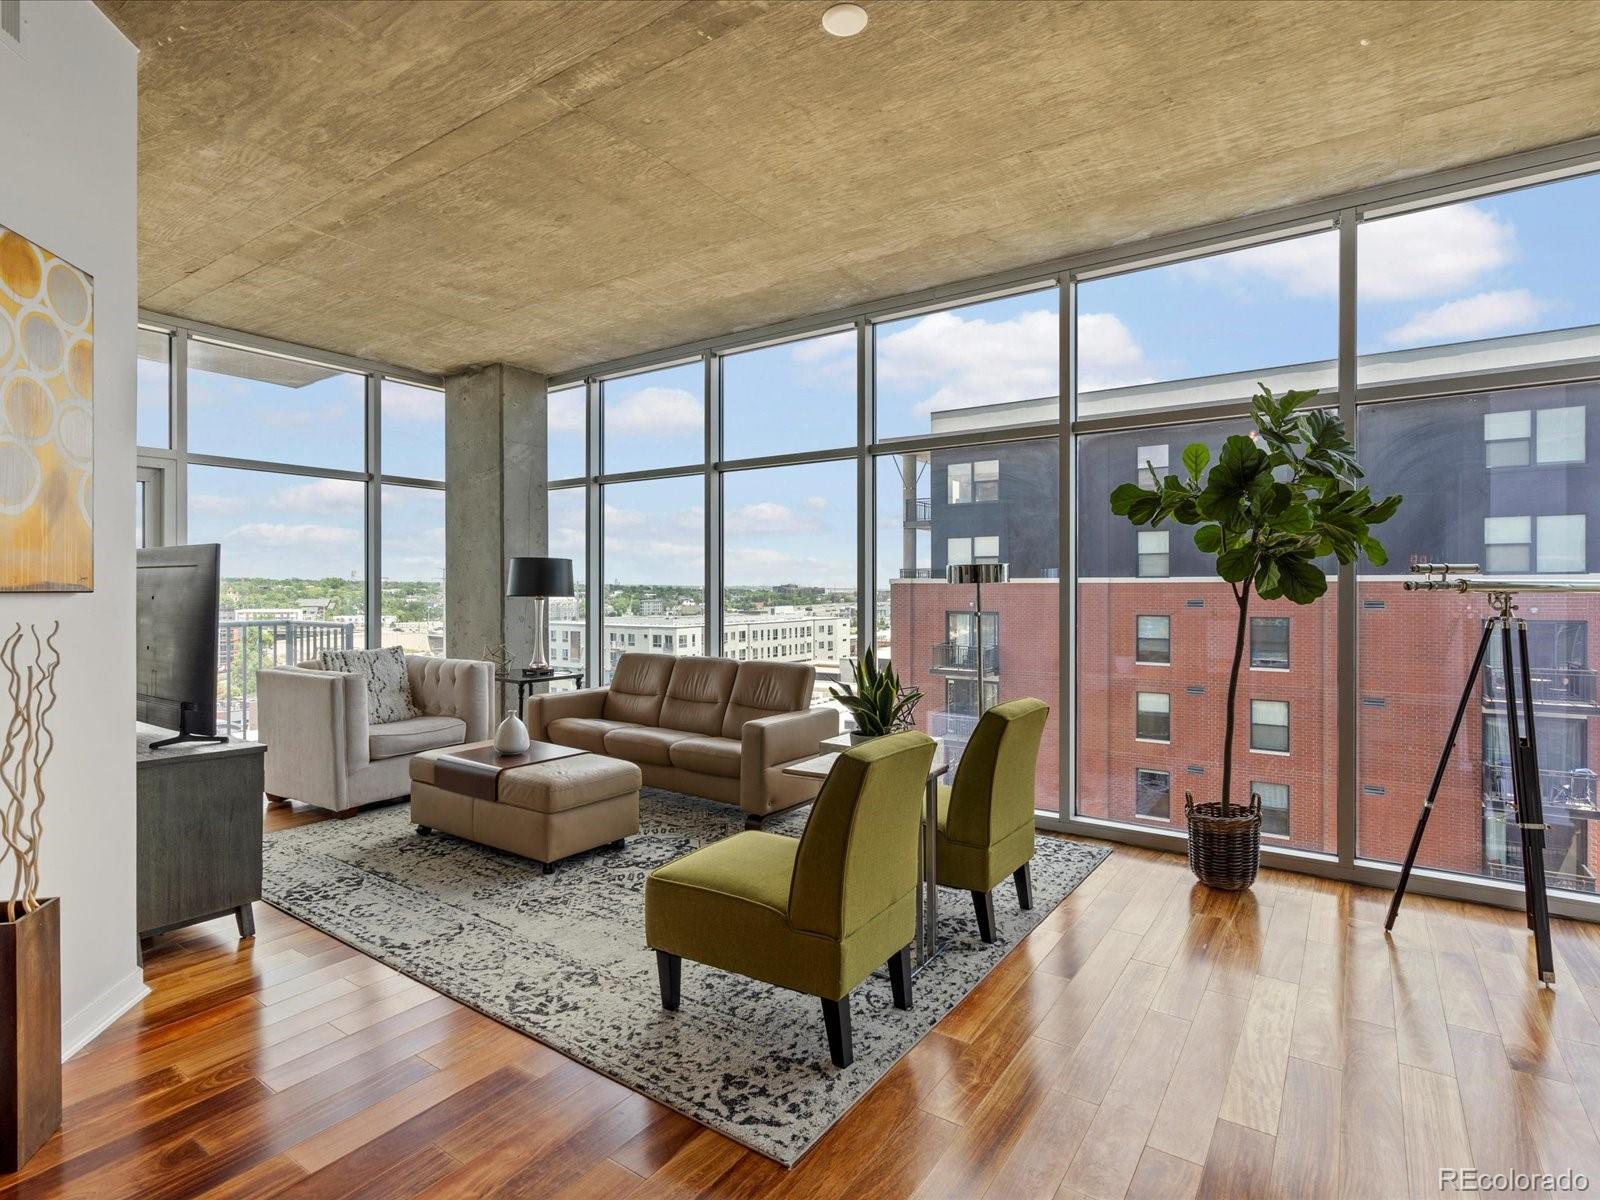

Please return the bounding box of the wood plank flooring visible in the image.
[9,802,1599,1199]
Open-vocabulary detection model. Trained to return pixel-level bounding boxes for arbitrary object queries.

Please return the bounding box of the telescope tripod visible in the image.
[1384,593,1555,985]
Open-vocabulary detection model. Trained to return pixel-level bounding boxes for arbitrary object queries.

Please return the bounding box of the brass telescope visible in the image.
[1386,559,1600,983]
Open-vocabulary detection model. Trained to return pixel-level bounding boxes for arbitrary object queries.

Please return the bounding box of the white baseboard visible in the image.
[62,967,148,1061]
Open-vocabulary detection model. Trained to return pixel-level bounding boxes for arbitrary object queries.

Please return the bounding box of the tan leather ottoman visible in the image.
[410,741,641,873]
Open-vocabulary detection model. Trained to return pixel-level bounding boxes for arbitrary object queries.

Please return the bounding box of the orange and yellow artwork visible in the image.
[0,225,93,592]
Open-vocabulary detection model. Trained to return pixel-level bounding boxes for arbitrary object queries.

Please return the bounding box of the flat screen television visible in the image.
[136,543,226,749]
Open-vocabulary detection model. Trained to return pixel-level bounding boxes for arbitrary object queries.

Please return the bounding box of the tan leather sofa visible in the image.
[524,653,839,826]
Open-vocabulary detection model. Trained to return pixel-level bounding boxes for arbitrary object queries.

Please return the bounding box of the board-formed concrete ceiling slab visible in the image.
[101,0,1600,378]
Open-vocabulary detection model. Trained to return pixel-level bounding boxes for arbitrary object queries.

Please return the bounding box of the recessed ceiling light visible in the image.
[822,3,868,37]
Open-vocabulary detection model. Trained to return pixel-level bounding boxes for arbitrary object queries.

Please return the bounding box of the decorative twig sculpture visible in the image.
[0,622,60,922]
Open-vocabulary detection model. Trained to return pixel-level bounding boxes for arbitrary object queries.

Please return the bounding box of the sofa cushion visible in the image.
[602,653,675,726]
[369,714,466,761]
[321,645,419,723]
[658,657,738,736]
[668,736,743,779]
[722,661,815,739]
[547,716,641,754]
[499,754,642,815]
[604,725,696,767]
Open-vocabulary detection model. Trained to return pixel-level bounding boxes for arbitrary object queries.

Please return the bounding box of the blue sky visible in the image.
[177,174,1600,587]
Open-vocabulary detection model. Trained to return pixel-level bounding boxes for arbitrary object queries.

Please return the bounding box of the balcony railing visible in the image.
[217,619,355,738]
[1482,762,1599,811]
[1485,860,1596,894]
[1484,663,1598,707]
[905,497,932,524]
[931,639,1000,674]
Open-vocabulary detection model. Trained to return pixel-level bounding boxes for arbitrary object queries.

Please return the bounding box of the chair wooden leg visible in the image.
[972,889,997,943]
[888,944,913,1010]
[656,950,681,1011]
[822,995,853,1068]
[1014,863,1034,911]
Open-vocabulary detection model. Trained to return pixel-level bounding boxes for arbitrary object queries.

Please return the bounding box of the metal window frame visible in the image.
[135,309,445,649]
[539,135,1600,921]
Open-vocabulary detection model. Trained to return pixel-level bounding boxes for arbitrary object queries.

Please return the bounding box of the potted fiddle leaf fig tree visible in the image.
[1110,385,1400,889]
[829,647,922,742]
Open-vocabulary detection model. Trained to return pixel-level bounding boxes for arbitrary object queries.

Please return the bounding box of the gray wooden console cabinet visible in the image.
[135,724,266,963]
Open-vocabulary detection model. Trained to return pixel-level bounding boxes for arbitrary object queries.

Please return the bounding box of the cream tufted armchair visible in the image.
[257,655,493,815]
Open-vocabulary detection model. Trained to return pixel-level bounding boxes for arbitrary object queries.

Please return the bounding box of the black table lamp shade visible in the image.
[506,557,575,598]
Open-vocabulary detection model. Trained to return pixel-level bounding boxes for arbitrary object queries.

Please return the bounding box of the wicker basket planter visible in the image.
[1185,795,1262,891]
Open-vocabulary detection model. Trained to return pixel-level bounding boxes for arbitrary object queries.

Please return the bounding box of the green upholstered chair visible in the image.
[936,697,1049,944]
[644,730,937,1068]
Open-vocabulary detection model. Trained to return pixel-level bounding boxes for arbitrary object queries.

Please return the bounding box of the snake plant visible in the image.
[829,647,922,737]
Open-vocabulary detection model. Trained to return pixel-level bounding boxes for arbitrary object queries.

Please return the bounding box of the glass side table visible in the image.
[496,667,586,718]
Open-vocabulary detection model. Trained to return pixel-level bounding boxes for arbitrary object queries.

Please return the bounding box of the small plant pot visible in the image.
[1185,795,1261,891]
[0,897,61,1172]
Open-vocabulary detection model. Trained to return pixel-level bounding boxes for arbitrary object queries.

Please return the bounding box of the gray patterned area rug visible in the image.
[262,789,1109,1165]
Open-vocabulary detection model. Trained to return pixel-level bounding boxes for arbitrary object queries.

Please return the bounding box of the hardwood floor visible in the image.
[9,805,1600,1199]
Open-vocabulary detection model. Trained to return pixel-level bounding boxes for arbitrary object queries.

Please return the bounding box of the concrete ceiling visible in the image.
[101,0,1600,380]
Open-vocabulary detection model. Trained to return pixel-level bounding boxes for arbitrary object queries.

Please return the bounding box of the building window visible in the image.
[948,462,972,504]
[1250,616,1290,670]
[1136,769,1171,820]
[945,460,1001,505]
[1136,692,1171,742]
[949,535,1001,566]
[1537,406,1586,464]
[1537,514,1586,573]
[1136,444,1168,479]
[1137,530,1169,577]
[1484,411,1531,467]
[974,459,1000,502]
[1250,700,1290,753]
[1253,782,1289,838]
[1135,615,1170,665]
[1486,407,1588,468]
[1484,516,1532,573]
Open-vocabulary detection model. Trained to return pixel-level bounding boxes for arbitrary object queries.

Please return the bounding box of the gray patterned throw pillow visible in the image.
[319,645,419,724]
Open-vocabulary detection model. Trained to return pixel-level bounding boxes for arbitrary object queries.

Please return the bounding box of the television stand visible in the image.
[148,701,227,751]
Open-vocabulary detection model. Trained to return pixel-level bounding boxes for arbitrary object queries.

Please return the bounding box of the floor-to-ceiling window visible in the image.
[535,144,1600,915]
[135,319,445,735]
[1074,230,1340,853]
[1354,173,1600,894]
[871,286,1063,803]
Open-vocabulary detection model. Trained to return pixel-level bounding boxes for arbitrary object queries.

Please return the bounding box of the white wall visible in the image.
[0,1,143,1053]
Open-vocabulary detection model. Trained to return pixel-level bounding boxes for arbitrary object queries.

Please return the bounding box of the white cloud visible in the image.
[803,495,829,511]
[548,385,585,434]
[225,522,359,548]
[189,492,248,516]
[272,478,364,514]
[605,386,702,437]
[725,501,824,537]
[1077,312,1155,392]
[1384,288,1546,346]
[877,306,1063,415]
[1204,205,1515,302]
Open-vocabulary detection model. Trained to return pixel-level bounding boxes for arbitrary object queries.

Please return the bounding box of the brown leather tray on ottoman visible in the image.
[410,741,641,873]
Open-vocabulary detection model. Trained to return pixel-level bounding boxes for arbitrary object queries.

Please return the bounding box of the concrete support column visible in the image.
[444,364,547,666]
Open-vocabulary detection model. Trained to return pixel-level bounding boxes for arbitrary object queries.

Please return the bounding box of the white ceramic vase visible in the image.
[494,713,531,755]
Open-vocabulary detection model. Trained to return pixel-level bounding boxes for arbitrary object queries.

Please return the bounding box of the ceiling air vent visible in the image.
[0,0,22,51]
